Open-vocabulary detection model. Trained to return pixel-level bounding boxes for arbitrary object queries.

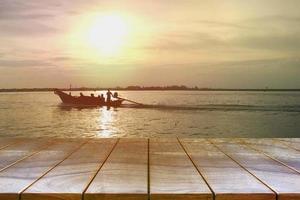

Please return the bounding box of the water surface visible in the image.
[0,91,299,138]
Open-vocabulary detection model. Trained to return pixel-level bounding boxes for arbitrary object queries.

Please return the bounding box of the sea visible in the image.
[0,90,299,138]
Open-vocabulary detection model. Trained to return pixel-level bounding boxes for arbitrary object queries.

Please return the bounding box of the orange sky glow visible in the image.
[0,0,299,88]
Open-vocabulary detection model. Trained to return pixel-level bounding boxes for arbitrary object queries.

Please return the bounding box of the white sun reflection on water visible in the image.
[97,107,119,137]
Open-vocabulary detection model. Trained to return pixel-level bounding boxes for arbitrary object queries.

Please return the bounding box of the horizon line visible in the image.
[0,86,300,92]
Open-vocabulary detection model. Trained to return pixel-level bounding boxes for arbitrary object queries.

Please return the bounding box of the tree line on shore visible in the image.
[0,85,299,92]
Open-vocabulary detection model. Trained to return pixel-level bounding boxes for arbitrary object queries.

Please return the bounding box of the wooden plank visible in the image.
[276,138,300,151]
[0,138,20,150]
[84,138,148,200]
[241,138,300,173]
[22,139,117,200]
[150,138,212,200]
[211,138,300,200]
[280,138,300,143]
[0,139,86,200]
[0,138,51,171]
[180,138,275,200]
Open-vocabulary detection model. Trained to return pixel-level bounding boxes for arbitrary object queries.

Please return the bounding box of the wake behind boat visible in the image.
[54,89,124,107]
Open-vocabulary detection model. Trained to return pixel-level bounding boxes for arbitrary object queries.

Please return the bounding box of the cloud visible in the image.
[0,47,96,69]
[0,1,53,20]
[233,33,300,51]
[192,20,252,30]
[139,31,226,51]
[0,1,62,36]
[206,57,300,69]
[140,24,300,53]
[0,58,57,68]
[0,13,54,20]
[0,55,92,69]
[51,56,73,61]
[0,0,97,20]
[244,15,300,24]
[0,22,58,36]
[149,14,300,52]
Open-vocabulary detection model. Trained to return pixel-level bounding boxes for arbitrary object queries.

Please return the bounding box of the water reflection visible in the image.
[97,107,118,137]
[58,104,100,111]
[54,104,120,138]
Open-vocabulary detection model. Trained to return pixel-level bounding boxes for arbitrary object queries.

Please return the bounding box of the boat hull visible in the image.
[54,89,124,107]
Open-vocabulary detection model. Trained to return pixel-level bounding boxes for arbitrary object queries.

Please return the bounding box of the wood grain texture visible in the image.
[0,138,19,150]
[210,138,300,200]
[240,138,300,173]
[0,138,297,199]
[0,139,86,200]
[179,138,275,200]
[22,139,117,200]
[84,138,148,200]
[150,138,212,200]
[276,138,300,151]
[0,138,51,171]
[151,194,212,200]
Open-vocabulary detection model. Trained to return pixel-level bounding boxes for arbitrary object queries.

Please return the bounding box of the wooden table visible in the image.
[0,138,298,200]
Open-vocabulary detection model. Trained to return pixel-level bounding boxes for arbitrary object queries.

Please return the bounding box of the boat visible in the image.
[54,89,124,107]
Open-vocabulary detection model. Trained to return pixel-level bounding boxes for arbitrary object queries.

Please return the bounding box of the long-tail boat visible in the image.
[54,89,124,107]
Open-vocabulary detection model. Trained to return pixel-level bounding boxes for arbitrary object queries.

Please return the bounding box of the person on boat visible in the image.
[113,92,118,98]
[100,94,105,102]
[106,89,113,103]
[90,93,95,97]
[97,94,104,103]
[80,92,84,97]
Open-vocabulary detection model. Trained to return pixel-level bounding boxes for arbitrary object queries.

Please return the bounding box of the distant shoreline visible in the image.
[0,87,300,92]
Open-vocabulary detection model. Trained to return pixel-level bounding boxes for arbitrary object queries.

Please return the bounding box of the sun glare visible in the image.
[87,14,129,56]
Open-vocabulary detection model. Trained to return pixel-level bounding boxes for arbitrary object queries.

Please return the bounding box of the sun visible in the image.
[87,14,129,56]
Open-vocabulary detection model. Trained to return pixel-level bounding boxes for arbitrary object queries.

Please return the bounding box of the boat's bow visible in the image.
[54,89,74,104]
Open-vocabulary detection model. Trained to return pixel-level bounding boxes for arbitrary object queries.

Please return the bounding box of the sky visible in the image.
[0,0,300,89]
